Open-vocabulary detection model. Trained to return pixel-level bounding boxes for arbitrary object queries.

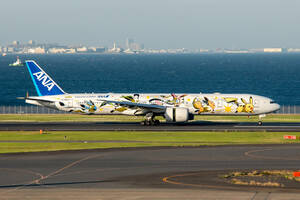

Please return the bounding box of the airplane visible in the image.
[22,60,280,126]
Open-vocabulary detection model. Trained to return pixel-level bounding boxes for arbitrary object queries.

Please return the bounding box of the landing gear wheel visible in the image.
[258,121,263,126]
[154,120,160,125]
[140,120,152,126]
[140,119,160,126]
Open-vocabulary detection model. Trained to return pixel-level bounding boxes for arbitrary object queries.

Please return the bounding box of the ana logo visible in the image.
[97,95,110,98]
[32,71,54,91]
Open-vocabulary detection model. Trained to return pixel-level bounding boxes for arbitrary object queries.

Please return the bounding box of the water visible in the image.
[0,53,300,105]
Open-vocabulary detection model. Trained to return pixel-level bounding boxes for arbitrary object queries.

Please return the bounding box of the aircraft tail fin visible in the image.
[25,60,65,96]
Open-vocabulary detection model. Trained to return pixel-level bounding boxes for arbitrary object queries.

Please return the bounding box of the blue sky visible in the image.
[0,0,299,49]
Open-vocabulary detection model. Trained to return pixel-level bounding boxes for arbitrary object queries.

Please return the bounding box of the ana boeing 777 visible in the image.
[23,60,280,125]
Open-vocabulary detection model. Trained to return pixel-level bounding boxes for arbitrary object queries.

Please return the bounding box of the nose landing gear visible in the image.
[258,114,266,126]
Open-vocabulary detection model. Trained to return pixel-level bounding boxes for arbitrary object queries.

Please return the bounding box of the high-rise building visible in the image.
[12,41,20,46]
[126,38,134,49]
[131,43,141,51]
[28,40,36,45]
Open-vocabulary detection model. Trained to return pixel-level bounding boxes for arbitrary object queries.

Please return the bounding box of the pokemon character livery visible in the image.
[24,60,280,125]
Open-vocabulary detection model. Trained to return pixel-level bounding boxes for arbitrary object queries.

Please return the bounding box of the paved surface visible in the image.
[1,121,300,132]
[0,145,300,199]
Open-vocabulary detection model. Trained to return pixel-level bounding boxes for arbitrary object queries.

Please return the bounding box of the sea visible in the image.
[0,53,300,106]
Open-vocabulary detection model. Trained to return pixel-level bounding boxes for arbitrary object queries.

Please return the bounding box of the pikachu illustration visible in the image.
[236,97,254,113]
[224,97,238,104]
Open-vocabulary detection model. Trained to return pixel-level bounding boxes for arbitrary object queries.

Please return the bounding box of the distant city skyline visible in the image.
[1,0,300,49]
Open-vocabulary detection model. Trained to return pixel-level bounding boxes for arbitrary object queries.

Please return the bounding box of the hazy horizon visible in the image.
[1,0,300,49]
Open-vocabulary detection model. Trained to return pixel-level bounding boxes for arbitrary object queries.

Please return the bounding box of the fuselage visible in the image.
[26,93,280,116]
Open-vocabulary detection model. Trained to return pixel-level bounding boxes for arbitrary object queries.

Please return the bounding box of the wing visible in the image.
[100,99,166,112]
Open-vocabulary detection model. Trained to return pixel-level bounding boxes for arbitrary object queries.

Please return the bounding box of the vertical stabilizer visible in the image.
[25,60,65,96]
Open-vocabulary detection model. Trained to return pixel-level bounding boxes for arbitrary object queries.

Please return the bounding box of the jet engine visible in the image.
[164,107,191,123]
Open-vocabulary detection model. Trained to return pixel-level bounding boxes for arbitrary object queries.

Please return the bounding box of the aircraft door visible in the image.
[64,99,73,108]
[254,99,259,108]
[217,99,223,109]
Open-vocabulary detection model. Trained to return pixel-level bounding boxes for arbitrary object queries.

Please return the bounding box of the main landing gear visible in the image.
[140,113,160,126]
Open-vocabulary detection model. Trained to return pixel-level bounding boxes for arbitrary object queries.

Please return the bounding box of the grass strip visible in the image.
[1,114,300,122]
[0,131,300,153]
[0,114,143,122]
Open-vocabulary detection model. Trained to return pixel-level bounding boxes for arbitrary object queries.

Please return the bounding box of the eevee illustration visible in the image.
[204,97,215,112]
[171,93,187,106]
[122,95,135,102]
[193,97,209,113]
[80,100,97,113]
[159,94,186,106]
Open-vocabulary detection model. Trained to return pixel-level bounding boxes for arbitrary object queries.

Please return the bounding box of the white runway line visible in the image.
[235,126,300,128]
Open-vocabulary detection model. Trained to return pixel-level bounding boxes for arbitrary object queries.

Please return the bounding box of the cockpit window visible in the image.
[270,100,276,104]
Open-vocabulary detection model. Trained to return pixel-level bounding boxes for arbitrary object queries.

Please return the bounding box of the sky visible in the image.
[0,0,300,49]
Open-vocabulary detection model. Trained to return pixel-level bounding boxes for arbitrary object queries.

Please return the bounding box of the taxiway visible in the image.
[0,145,300,199]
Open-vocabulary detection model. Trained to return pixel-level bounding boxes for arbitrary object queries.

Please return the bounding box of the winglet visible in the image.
[25,60,65,96]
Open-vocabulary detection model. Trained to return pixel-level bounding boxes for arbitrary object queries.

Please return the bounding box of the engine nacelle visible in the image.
[164,107,190,123]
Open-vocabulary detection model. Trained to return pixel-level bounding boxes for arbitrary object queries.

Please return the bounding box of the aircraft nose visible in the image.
[273,103,280,112]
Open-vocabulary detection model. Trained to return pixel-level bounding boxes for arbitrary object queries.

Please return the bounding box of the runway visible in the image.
[0,145,300,199]
[1,121,300,132]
